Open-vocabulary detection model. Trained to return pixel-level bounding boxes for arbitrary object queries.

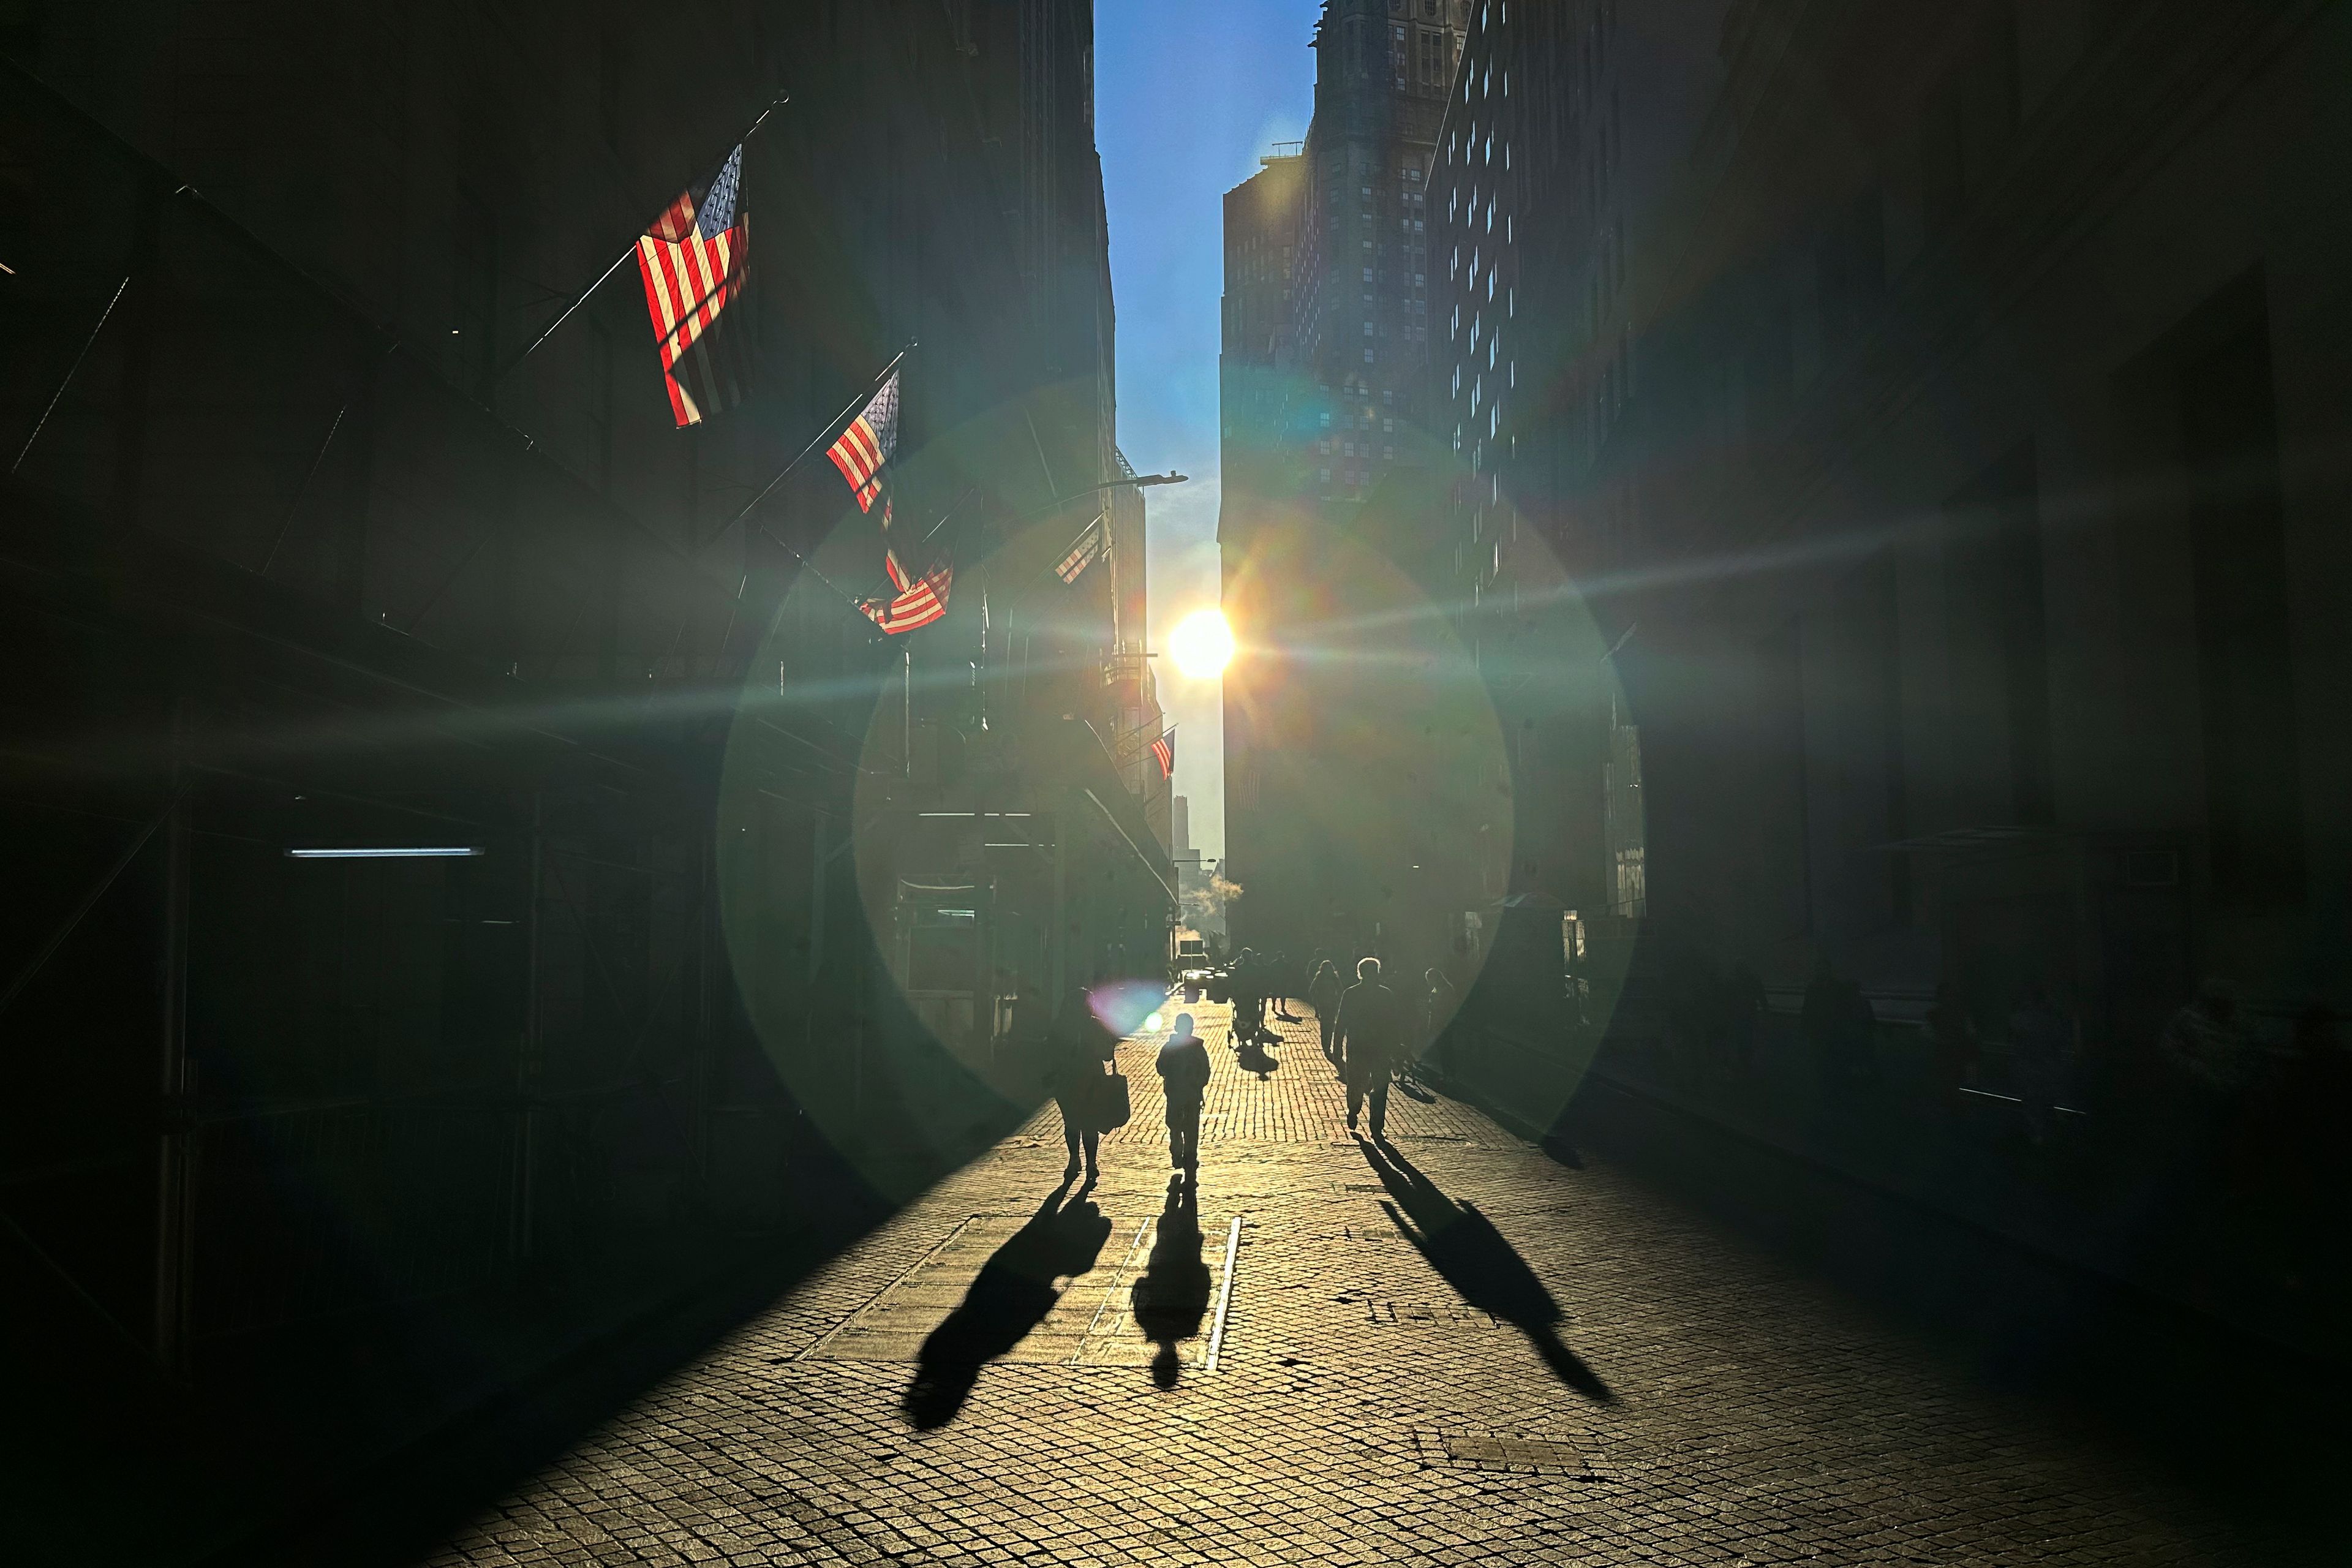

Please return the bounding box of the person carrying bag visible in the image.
[1049,984,1121,1181]
[1090,1057,1133,1134]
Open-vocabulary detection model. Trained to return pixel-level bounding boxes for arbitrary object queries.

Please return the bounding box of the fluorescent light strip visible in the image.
[285,847,484,859]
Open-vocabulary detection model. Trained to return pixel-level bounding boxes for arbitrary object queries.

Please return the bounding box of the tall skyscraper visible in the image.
[1221,0,1472,965]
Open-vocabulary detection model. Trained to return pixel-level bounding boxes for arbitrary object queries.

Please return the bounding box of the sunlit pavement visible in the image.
[417,1003,2276,1567]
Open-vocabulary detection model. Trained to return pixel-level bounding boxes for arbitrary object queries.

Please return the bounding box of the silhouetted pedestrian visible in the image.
[1229,948,1262,1048]
[1336,957,1404,1140]
[1422,967,1456,1058]
[1157,1012,1210,1182]
[1308,959,1344,1064]
[1048,983,1117,1182]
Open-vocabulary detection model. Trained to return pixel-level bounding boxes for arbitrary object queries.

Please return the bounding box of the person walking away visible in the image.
[1048,983,1117,1182]
[1308,960,1344,1066]
[1421,967,1456,1052]
[1335,957,1404,1141]
[1273,951,1302,1022]
[1231,949,1264,1049]
[1157,1012,1211,1183]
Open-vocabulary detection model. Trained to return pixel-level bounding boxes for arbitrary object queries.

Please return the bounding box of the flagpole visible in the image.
[502,249,635,379]
[714,341,915,540]
[11,273,129,475]
[496,94,790,385]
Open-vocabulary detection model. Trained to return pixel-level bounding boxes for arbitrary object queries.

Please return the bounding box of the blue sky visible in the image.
[1099,0,1323,863]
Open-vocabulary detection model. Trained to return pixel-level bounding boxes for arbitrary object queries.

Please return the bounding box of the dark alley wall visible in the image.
[0,0,1139,1408]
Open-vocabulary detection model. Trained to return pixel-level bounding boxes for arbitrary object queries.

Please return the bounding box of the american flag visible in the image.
[635,145,751,428]
[827,371,899,513]
[861,554,952,635]
[1151,727,1177,780]
[1054,513,1106,584]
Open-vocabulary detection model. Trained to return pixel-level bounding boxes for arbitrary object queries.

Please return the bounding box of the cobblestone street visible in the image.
[416,1003,2293,1566]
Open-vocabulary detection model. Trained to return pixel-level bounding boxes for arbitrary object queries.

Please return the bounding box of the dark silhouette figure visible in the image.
[1047,984,1117,1180]
[1336,957,1403,1138]
[1272,949,1302,1022]
[902,1185,1114,1428]
[1357,1140,1612,1403]
[1158,1014,1210,1178]
[1308,959,1344,1063]
[1229,948,1266,1047]
[1131,1178,1212,1388]
[1236,1027,1280,1079]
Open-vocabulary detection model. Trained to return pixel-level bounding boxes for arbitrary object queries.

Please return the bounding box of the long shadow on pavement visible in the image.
[1131,1178,1212,1388]
[1358,1136,1613,1402]
[902,1180,1114,1429]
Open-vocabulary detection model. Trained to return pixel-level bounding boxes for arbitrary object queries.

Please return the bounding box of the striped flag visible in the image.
[1054,513,1107,584]
[635,145,752,428]
[861,554,952,635]
[1151,727,1177,780]
[827,371,899,513]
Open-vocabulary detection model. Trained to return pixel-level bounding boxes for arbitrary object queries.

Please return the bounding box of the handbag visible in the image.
[1090,1065,1133,1132]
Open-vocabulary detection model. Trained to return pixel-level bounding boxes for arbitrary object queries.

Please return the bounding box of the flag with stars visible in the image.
[827,371,899,513]
[1151,727,1177,780]
[635,145,752,428]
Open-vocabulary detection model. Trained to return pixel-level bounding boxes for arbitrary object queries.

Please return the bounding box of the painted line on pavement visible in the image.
[1204,1214,1242,1372]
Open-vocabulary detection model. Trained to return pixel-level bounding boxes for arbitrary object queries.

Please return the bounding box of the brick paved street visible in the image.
[414,1002,2295,1566]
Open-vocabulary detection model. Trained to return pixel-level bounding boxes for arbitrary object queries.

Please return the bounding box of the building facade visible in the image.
[1219,0,1476,971]
[0,0,1162,1406]
[1421,0,1732,979]
[1431,0,2351,1053]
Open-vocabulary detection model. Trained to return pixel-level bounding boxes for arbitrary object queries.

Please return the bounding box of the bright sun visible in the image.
[1169,609,1235,680]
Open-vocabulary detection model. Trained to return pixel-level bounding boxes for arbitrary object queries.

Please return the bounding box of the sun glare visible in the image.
[1169,609,1234,680]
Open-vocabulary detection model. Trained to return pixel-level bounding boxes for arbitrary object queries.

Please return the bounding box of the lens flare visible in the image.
[1089,980,1170,1038]
[1169,609,1234,679]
